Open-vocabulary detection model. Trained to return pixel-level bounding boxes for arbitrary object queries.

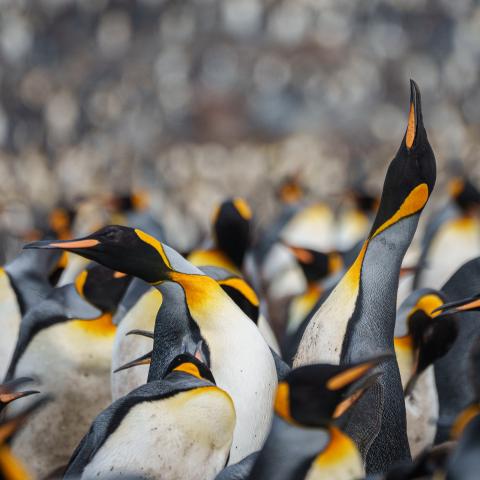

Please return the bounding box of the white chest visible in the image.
[83,387,235,480]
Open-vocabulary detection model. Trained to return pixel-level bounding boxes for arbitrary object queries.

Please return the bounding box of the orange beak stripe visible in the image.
[49,239,100,249]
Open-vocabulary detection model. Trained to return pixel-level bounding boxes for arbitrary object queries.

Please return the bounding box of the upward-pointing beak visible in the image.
[405,79,420,150]
[24,238,100,251]
[432,295,480,315]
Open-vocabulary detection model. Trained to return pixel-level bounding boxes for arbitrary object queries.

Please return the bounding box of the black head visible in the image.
[277,173,305,204]
[274,355,387,427]
[75,263,132,314]
[369,80,436,239]
[349,186,379,215]
[213,198,252,269]
[24,225,173,284]
[164,353,216,384]
[448,177,480,213]
[286,244,343,283]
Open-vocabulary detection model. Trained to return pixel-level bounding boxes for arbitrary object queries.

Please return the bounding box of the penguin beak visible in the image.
[284,244,314,264]
[330,354,390,418]
[126,329,154,339]
[432,295,480,315]
[0,390,39,406]
[405,79,419,150]
[113,351,152,373]
[24,236,100,252]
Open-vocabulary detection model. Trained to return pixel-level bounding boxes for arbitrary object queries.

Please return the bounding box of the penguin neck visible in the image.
[70,311,116,337]
[306,425,363,479]
[393,335,415,389]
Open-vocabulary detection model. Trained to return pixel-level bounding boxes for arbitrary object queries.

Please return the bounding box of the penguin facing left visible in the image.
[25,226,278,464]
[65,354,235,480]
[7,263,131,479]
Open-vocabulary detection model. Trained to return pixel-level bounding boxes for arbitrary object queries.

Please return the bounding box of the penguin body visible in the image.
[26,228,278,464]
[65,355,235,480]
[7,265,130,478]
[0,249,62,379]
[294,81,436,472]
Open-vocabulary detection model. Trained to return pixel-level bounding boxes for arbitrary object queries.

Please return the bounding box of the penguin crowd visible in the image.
[1,80,480,480]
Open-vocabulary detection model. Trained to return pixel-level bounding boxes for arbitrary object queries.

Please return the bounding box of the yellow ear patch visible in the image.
[57,251,69,269]
[274,382,293,422]
[218,277,260,307]
[0,444,31,480]
[233,198,252,221]
[289,246,314,264]
[448,178,464,198]
[372,183,429,239]
[327,363,374,391]
[75,270,88,297]
[414,294,443,318]
[135,229,172,269]
[406,102,416,149]
[173,362,202,379]
[451,403,480,440]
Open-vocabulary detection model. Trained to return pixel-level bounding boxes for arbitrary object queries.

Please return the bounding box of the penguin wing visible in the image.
[270,348,291,381]
[215,452,259,480]
[4,248,63,314]
[65,375,212,478]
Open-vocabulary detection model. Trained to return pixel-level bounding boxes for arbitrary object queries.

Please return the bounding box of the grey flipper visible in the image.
[64,372,212,479]
[147,282,206,382]
[270,349,290,381]
[113,278,151,325]
[5,284,101,381]
[4,249,63,315]
[434,257,480,443]
[247,416,328,480]
[215,452,259,480]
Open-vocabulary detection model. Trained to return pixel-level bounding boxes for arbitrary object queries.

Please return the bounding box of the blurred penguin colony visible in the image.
[2,2,480,480]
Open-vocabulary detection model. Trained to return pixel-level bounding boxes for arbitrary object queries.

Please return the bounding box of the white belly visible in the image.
[201,308,277,464]
[11,322,114,478]
[83,387,235,480]
[420,218,480,289]
[258,314,280,355]
[111,289,162,399]
[0,270,21,379]
[405,367,438,458]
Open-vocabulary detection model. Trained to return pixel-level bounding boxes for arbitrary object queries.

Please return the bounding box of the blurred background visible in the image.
[0,0,479,259]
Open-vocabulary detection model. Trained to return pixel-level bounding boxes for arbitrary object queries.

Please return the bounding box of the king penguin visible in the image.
[64,353,235,480]
[293,80,436,473]
[25,226,278,464]
[6,263,131,478]
[394,289,457,457]
[0,249,63,379]
[220,355,386,480]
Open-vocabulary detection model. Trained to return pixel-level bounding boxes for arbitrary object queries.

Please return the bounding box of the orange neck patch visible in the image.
[71,312,116,337]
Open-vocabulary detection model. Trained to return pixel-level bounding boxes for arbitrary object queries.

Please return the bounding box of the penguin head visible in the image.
[348,185,379,215]
[274,355,387,428]
[48,205,75,240]
[448,177,480,213]
[277,173,304,204]
[0,378,39,413]
[368,80,436,240]
[396,290,458,394]
[164,354,216,384]
[285,244,343,283]
[212,198,252,269]
[108,191,148,214]
[75,263,131,314]
[24,225,193,284]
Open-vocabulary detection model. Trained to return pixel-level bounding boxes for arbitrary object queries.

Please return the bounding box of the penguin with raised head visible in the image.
[432,259,480,444]
[65,353,235,480]
[0,249,63,379]
[219,355,386,480]
[6,263,131,478]
[25,227,278,464]
[294,80,437,473]
[394,289,457,457]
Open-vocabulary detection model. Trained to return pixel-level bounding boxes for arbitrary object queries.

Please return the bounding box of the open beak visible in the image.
[126,329,154,339]
[113,351,152,373]
[330,354,390,418]
[432,295,480,316]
